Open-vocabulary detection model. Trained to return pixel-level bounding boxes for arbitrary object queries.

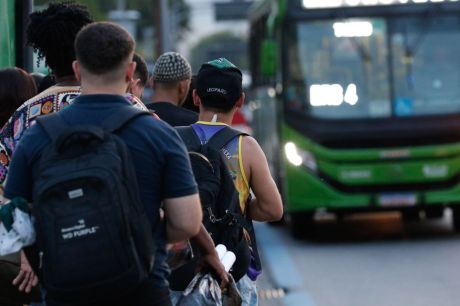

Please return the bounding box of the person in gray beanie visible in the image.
[147,52,229,301]
[147,52,198,126]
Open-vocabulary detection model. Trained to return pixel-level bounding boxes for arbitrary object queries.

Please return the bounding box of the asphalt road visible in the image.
[255,210,460,306]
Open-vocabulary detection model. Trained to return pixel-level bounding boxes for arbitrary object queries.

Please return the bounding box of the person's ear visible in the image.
[193,89,201,107]
[235,92,245,108]
[178,79,189,96]
[138,87,145,99]
[132,79,144,97]
[72,61,81,82]
[126,61,137,83]
[133,78,142,89]
[126,79,133,94]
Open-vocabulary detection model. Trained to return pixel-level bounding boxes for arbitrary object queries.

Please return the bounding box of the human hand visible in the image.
[12,250,38,293]
[197,252,230,289]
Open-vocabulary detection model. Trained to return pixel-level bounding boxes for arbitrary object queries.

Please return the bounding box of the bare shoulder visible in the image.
[241,135,268,181]
[241,135,262,152]
[241,135,265,161]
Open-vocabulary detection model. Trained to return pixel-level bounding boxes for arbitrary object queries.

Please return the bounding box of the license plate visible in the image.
[378,193,417,207]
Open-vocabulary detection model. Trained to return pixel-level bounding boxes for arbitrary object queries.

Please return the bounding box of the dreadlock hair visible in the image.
[27,2,93,78]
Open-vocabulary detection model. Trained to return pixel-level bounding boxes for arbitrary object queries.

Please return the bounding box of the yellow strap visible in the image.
[196,121,228,126]
[238,135,249,189]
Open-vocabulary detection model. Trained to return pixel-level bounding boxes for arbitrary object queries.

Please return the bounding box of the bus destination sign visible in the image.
[303,0,459,9]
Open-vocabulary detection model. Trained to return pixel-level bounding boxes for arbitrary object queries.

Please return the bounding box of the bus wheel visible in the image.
[401,209,420,221]
[452,206,460,232]
[289,212,314,239]
[424,207,444,219]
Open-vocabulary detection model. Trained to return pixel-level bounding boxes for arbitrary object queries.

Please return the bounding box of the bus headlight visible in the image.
[284,142,318,172]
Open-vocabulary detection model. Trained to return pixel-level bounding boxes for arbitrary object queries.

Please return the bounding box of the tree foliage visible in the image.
[33,0,190,42]
[190,31,248,72]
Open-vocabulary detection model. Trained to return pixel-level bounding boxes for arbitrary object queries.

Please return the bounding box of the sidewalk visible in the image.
[254,223,317,306]
[255,223,286,306]
[257,257,284,306]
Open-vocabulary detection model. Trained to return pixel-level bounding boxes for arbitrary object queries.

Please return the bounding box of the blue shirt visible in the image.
[4,94,198,287]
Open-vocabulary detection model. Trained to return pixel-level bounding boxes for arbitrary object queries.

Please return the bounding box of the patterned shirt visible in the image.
[0,85,148,185]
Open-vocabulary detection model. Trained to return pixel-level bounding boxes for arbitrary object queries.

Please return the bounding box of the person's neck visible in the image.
[198,109,234,125]
[151,91,179,106]
[80,81,127,96]
[54,75,79,86]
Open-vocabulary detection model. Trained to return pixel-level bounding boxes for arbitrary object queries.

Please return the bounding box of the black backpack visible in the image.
[33,106,155,304]
[171,126,251,287]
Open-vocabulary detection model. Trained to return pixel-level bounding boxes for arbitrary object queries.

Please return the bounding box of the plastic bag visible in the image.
[176,272,242,306]
[0,198,35,256]
[222,275,243,306]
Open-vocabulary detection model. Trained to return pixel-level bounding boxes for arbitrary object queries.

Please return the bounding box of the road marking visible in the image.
[255,222,317,306]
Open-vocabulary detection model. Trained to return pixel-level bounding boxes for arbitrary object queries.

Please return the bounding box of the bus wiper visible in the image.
[349,37,372,95]
[403,30,427,90]
[402,10,438,89]
[349,37,372,63]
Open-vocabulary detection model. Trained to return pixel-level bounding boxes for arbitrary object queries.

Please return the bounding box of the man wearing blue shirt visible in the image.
[5,22,202,306]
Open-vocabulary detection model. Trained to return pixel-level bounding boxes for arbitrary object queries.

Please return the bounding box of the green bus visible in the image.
[0,0,32,69]
[248,0,460,236]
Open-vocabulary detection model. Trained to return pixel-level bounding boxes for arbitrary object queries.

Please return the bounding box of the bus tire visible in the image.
[401,209,420,221]
[424,207,444,219]
[289,212,314,239]
[452,206,460,232]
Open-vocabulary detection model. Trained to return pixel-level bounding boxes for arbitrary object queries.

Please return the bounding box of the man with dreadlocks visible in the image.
[0,2,89,189]
[0,1,148,189]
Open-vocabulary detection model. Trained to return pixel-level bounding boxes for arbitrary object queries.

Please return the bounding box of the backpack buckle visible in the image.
[222,210,238,226]
[208,207,218,223]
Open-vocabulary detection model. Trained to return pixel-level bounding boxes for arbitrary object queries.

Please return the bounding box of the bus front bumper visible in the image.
[285,165,460,213]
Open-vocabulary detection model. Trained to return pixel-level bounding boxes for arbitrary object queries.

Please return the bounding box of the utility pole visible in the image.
[153,0,172,57]
[160,0,171,52]
[117,0,125,10]
[153,0,161,57]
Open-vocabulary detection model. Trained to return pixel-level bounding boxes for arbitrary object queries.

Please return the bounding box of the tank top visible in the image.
[191,121,250,213]
[192,121,263,280]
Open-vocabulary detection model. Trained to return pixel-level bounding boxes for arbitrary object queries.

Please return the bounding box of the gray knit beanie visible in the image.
[152,52,192,82]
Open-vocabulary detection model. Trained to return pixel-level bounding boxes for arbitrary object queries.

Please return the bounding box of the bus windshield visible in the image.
[391,15,460,117]
[286,15,460,119]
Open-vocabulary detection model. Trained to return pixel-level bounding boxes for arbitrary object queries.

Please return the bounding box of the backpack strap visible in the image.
[37,106,151,141]
[36,113,70,142]
[101,106,151,132]
[206,126,248,151]
[175,126,202,150]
